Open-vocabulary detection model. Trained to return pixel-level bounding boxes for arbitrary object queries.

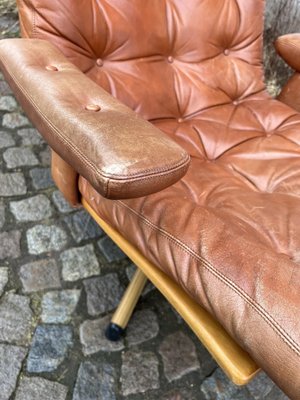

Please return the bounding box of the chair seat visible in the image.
[79,96,300,392]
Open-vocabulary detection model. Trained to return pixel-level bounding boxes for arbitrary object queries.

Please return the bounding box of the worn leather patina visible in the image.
[1,1,300,398]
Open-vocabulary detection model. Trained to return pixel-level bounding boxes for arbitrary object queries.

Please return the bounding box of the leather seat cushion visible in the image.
[18,0,266,122]
[79,96,300,394]
[17,0,300,395]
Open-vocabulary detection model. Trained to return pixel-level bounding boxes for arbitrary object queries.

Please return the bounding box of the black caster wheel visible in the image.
[105,323,125,342]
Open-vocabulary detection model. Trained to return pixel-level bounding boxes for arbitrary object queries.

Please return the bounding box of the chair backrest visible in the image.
[17,0,267,122]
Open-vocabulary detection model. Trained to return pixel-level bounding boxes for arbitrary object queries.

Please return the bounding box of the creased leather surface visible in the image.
[16,0,300,398]
[0,39,189,199]
[79,97,300,397]
[275,34,300,114]
[17,0,266,121]
[275,34,300,72]
[273,35,300,132]
[278,72,300,113]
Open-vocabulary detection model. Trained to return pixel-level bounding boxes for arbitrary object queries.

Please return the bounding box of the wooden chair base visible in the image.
[105,268,147,341]
[82,198,260,386]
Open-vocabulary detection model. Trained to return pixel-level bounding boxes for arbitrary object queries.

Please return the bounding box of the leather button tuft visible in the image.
[85,104,101,112]
[177,118,183,123]
[224,49,230,56]
[233,100,239,106]
[96,58,103,67]
[167,56,174,63]
[46,65,58,71]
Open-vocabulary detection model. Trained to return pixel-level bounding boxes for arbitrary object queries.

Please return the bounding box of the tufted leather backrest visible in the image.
[17,0,267,122]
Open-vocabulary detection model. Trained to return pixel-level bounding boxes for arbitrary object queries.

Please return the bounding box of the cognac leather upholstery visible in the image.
[3,1,300,398]
[275,34,300,114]
[0,39,189,199]
[275,34,300,71]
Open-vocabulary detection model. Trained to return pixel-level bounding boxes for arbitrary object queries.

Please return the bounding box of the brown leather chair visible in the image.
[1,1,300,398]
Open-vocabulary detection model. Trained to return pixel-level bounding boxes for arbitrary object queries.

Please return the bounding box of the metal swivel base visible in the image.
[105,323,125,342]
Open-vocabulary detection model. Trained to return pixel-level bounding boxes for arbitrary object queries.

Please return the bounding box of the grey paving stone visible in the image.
[247,372,275,399]
[245,372,287,399]
[0,80,12,96]
[79,315,124,355]
[27,224,68,254]
[126,310,159,346]
[159,331,200,382]
[265,385,290,400]
[121,350,160,396]
[41,289,81,323]
[83,273,123,316]
[0,293,33,345]
[161,389,198,400]
[64,209,103,243]
[98,236,126,262]
[0,95,17,111]
[0,203,4,228]
[29,167,54,189]
[73,361,117,400]
[0,13,19,36]
[10,194,52,222]
[17,127,44,146]
[15,376,68,400]
[52,190,74,213]
[3,147,39,168]
[61,244,100,282]
[39,147,51,166]
[200,368,253,400]
[19,259,61,293]
[0,344,27,400]
[0,172,26,196]
[0,268,8,297]
[0,130,15,148]
[2,112,29,129]
[0,230,21,259]
[27,325,73,373]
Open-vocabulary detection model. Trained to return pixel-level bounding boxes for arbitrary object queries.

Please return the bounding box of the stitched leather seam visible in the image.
[106,178,111,198]
[118,200,300,357]
[106,162,188,185]
[0,58,109,194]
[29,0,37,38]
[32,8,36,38]
[5,68,188,191]
[99,154,190,179]
[105,163,187,196]
[0,55,189,183]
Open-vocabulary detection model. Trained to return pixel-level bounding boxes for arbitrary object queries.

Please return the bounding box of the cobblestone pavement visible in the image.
[0,6,291,400]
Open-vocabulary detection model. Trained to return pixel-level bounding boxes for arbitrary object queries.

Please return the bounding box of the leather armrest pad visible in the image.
[0,39,190,199]
[275,34,300,71]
